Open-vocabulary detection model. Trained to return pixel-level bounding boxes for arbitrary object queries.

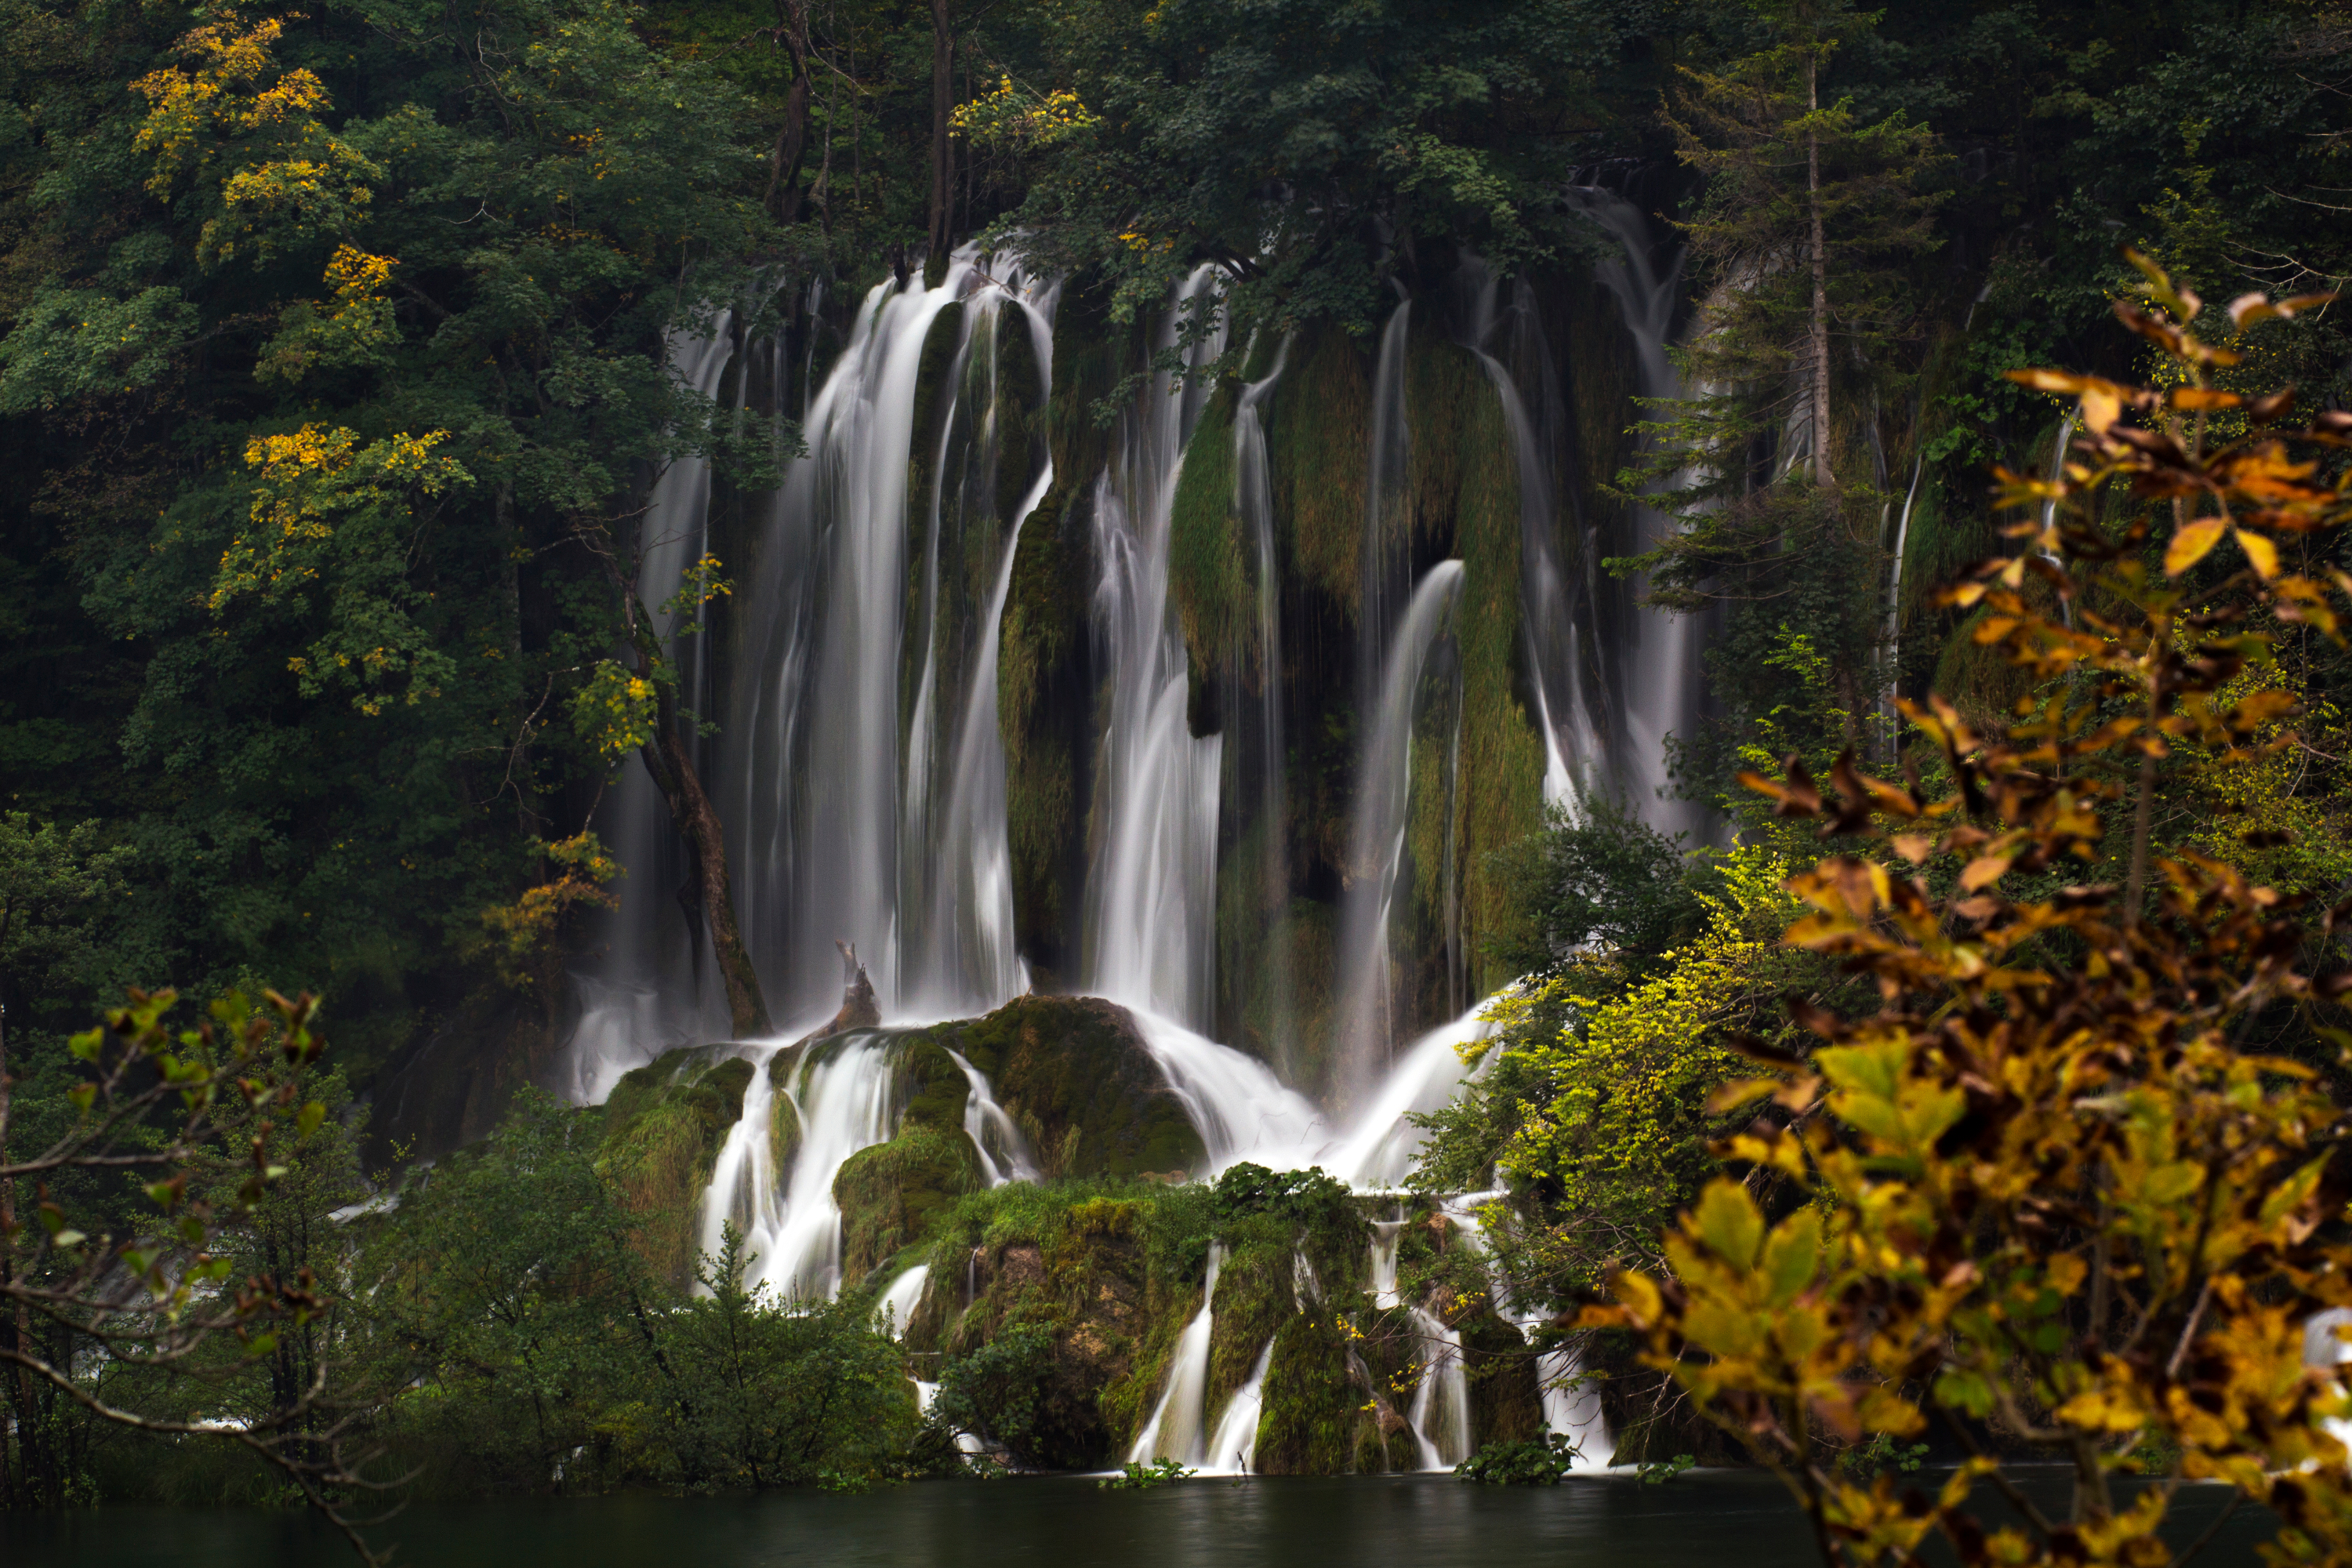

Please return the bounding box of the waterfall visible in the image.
[1539,1346,1615,1469]
[1335,562,1466,1103]
[561,325,742,1094]
[1455,266,1596,811]
[1236,338,1294,1054]
[1566,187,1709,842]
[1202,1337,1276,1475]
[1360,299,1414,710]
[1128,1244,1224,1465]
[1324,1005,1489,1189]
[1084,265,1229,1028]
[945,1046,1041,1185]
[1126,1010,1329,1175]
[1406,1305,1472,1469]
[719,249,1058,1029]
[1368,1217,1405,1308]
[1882,454,1926,750]
[2039,412,2078,629]
[695,1031,899,1299]
[875,1262,930,1338]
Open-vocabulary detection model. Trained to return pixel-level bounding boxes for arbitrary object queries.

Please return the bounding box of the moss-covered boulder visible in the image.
[596,1048,756,1290]
[833,1120,981,1287]
[941,996,1205,1178]
[1205,1239,1297,1417]
[1256,1310,1373,1475]
[1461,1310,1544,1449]
[928,1190,1176,1468]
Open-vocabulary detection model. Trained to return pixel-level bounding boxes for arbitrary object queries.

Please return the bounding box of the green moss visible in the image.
[944,996,1206,1178]
[1273,321,1370,617]
[1461,1311,1544,1448]
[591,1051,756,1289]
[892,1033,973,1134]
[1446,365,1547,1000]
[1206,1233,1296,1414]
[833,1120,982,1290]
[995,305,1045,526]
[1255,1310,1363,1475]
[1167,383,1250,703]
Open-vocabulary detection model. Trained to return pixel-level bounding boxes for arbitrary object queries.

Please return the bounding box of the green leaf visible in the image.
[1762,1208,1822,1306]
[1693,1180,1765,1269]
[296,1101,326,1142]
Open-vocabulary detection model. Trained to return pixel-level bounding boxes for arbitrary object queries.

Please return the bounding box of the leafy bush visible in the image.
[1454,1432,1581,1485]
[1097,1457,1193,1489]
[928,1323,1058,1467]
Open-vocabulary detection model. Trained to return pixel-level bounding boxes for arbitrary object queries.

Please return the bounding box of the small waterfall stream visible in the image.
[876,1263,931,1338]
[1129,1244,1225,1465]
[1202,1338,1276,1475]
[699,1033,899,1299]
[1335,563,1466,1102]
[1567,187,1708,841]
[946,1045,1041,1185]
[1406,1305,1472,1470]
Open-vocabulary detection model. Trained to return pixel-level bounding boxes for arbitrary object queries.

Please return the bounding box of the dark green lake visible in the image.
[0,1470,2267,1567]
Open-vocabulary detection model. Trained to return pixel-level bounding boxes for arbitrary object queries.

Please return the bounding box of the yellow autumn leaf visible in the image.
[1959,854,2013,891]
[2165,516,2227,576]
[2235,528,2278,579]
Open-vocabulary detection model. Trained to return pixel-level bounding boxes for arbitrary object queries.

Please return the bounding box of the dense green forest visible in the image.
[9,0,2352,1555]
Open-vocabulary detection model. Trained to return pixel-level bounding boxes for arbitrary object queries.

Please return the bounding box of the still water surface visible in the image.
[0,1469,2267,1568]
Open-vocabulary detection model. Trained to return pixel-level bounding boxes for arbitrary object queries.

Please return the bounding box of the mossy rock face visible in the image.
[595,1049,755,1290]
[769,1082,802,1174]
[833,1120,981,1290]
[940,1194,1161,1468]
[891,1033,973,1134]
[1255,1310,1367,1475]
[941,996,1205,1178]
[1206,1236,1298,1415]
[1460,1309,1544,1449]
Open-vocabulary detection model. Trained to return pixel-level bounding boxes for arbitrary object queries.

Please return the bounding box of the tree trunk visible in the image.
[764,0,815,223]
[927,0,953,278]
[631,637,771,1040]
[1806,52,1832,488]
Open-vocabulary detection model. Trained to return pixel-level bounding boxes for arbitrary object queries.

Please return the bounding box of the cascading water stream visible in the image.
[875,1263,930,1338]
[1085,266,1229,1028]
[562,325,742,1096]
[1452,264,1595,811]
[722,249,1058,1029]
[1406,1305,1472,1469]
[1566,187,1708,842]
[1128,1244,1225,1465]
[697,1032,899,1299]
[1201,1338,1276,1475]
[946,1046,1040,1185]
[1360,299,1414,713]
[1334,562,1466,1103]
[1235,338,1294,1049]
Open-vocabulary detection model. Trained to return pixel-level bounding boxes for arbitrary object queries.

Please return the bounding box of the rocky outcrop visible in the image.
[595,1047,755,1289]
[831,1033,981,1287]
[931,995,1205,1178]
